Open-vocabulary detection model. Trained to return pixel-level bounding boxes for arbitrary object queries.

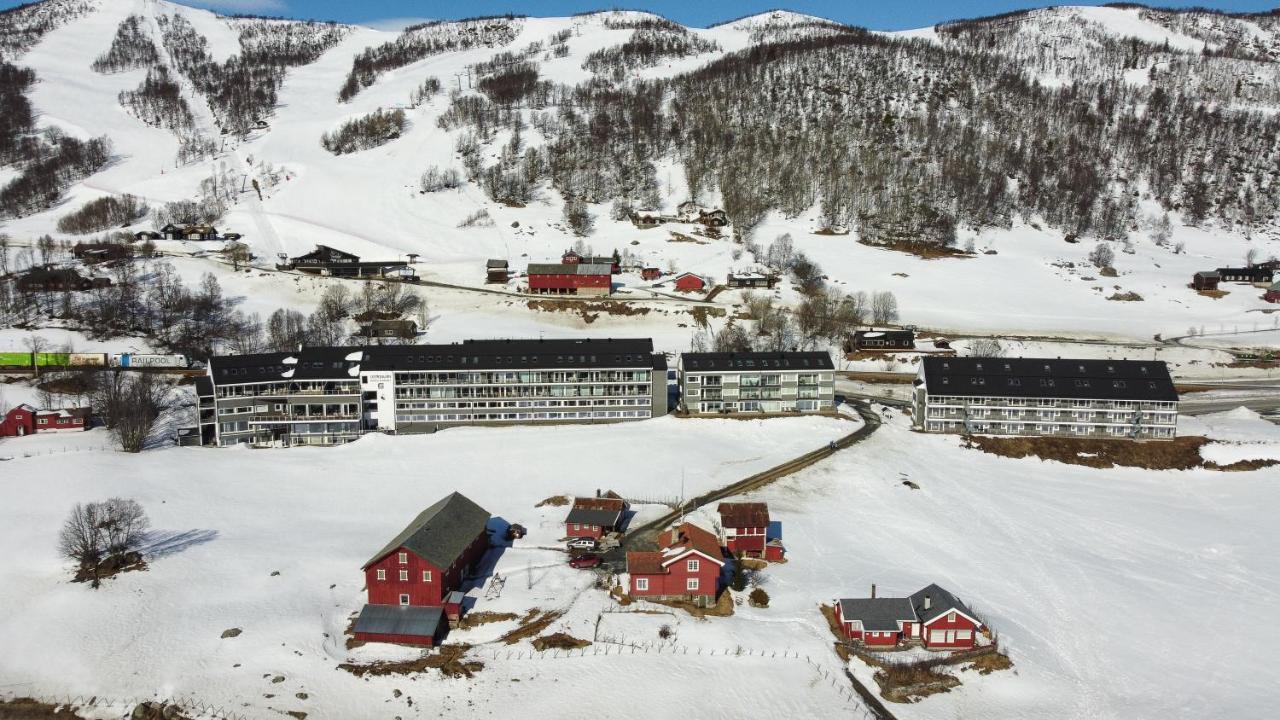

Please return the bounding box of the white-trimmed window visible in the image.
[956,629,972,640]
[635,578,649,591]
[687,559,700,572]
[686,578,699,591]
[397,552,408,564]
[948,611,956,622]
[376,569,386,581]
[422,570,432,582]
[399,594,410,606]
[399,569,409,581]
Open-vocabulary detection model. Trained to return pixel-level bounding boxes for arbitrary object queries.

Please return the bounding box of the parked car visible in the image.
[506,523,527,541]
[567,537,598,550]
[568,554,600,569]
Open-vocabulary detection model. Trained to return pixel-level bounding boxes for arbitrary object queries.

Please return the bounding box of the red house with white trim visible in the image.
[672,272,707,293]
[565,496,626,539]
[354,492,491,647]
[1,405,90,436]
[627,522,724,607]
[717,502,769,558]
[0,404,37,437]
[833,583,985,651]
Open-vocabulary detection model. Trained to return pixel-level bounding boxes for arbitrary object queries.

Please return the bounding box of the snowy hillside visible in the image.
[0,0,1276,355]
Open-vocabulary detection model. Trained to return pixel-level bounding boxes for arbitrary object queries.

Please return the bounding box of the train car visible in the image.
[68,353,107,367]
[109,353,189,368]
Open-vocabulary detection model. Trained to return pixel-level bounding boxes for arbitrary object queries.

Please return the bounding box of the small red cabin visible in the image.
[0,404,37,437]
[1,405,89,436]
[672,273,707,293]
[627,522,724,607]
[641,267,661,281]
[565,496,627,539]
[834,596,916,646]
[354,493,490,647]
[717,502,769,558]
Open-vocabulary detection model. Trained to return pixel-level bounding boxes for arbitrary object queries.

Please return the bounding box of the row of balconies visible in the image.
[926,397,1177,412]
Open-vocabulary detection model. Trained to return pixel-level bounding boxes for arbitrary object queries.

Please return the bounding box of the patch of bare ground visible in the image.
[838,368,916,383]
[73,551,146,585]
[531,633,591,651]
[860,239,972,259]
[645,591,734,618]
[0,698,89,719]
[1107,291,1143,301]
[458,611,519,630]
[968,435,1278,472]
[499,609,563,645]
[964,650,1014,675]
[688,305,726,326]
[609,585,633,605]
[813,227,850,236]
[1225,359,1280,369]
[1195,287,1229,299]
[667,231,708,244]
[874,664,961,703]
[343,614,364,650]
[339,644,483,679]
[129,702,195,719]
[534,495,569,507]
[525,300,650,324]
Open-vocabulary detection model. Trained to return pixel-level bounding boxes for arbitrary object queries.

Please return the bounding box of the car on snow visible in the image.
[566,537,598,550]
[568,554,601,569]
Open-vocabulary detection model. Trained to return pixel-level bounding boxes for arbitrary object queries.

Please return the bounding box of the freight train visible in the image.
[0,352,190,369]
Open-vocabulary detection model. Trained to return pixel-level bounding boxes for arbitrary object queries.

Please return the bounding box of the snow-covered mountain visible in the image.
[1,0,1279,346]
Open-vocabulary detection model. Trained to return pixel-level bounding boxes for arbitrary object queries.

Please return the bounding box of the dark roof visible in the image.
[362,492,489,570]
[854,329,915,341]
[836,598,917,632]
[19,267,85,283]
[909,583,980,626]
[1194,271,1220,279]
[194,376,214,397]
[292,244,360,263]
[1217,266,1273,277]
[565,507,623,527]
[528,262,612,275]
[208,339,666,379]
[717,502,769,528]
[920,357,1178,402]
[681,351,834,371]
[487,259,508,269]
[354,604,443,639]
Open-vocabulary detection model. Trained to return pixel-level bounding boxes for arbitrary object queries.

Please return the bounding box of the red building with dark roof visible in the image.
[627,522,724,607]
[565,496,627,539]
[1,405,90,436]
[717,502,769,558]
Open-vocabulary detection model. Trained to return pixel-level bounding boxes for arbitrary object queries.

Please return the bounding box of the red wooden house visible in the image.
[354,492,491,647]
[565,496,626,539]
[672,272,706,293]
[641,267,662,281]
[1,405,90,436]
[717,502,769,558]
[626,522,724,607]
[0,404,37,437]
[833,583,985,651]
[527,263,612,296]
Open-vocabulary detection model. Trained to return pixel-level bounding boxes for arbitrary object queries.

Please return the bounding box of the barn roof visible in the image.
[362,492,490,570]
[921,357,1178,402]
[910,583,980,626]
[836,598,917,632]
[565,507,623,527]
[717,502,769,528]
[681,351,834,372]
[528,262,612,275]
[353,604,443,639]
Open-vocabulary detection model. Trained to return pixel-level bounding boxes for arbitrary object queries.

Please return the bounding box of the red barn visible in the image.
[717,502,769,558]
[527,263,612,296]
[0,404,37,437]
[672,272,706,293]
[911,584,983,650]
[354,492,491,647]
[626,522,724,607]
[641,267,661,281]
[35,407,91,432]
[565,496,626,539]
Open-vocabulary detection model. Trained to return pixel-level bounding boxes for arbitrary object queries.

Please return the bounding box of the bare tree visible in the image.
[969,338,1006,357]
[870,291,899,324]
[59,502,105,586]
[1246,247,1260,267]
[58,498,150,588]
[98,497,149,558]
[36,234,56,267]
[225,242,252,271]
[23,334,47,378]
[1088,243,1115,269]
[95,372,171,452]
[0,233,9,276]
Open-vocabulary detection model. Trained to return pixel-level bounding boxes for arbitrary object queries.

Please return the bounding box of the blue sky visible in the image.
[6,0,1278,30]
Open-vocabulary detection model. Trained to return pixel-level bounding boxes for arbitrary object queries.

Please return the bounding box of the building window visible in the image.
[948,611,956,622]
[398,552,407,564]
[687,559,700,572]
[422,570,432,582]
[635,578,649,591]
[399,569,409,581]
[686,578,699,591]
[376,569,385,581]
[956,629,972,640]
[399,594,410,606]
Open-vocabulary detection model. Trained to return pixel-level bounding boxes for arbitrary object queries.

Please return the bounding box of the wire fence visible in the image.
[0,443,111,459]
[0,690,252,720]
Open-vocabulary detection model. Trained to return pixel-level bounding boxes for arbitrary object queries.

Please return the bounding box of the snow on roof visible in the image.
[345,351,364,362]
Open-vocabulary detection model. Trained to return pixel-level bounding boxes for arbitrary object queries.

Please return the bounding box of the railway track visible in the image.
[607,401,883,562]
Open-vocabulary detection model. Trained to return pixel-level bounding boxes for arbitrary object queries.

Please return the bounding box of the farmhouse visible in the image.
[354,492,491,647]
[2,405,91,436]
[717,502,770,558]
[913,357,1179,439]
[851,329,916,352]
[72,242,132,263]
[1216,266,1274,285]
[486,259,509,283]
[833,584,985,650]
[726,272,776,289]
[641,267,662,281]
[561,250,620,274]
[356,318,418,340]
[564,496,627,539]
[697,209,728,228]
[284,244,412,279]
[679,351,835,415]
[159,223,184,240]
[1192,271,1220,291]
[200,338,668,447]
[627,522,724,607]
[672,272,707,293]
[16,268,111,293]
[184,224,218,241]
[133,230,161,242]
[527,263,612,296]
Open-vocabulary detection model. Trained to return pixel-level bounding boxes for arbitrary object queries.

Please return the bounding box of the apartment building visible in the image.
[678,351,835,415]
[199,338,668,447]
[913,357,1178,439]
